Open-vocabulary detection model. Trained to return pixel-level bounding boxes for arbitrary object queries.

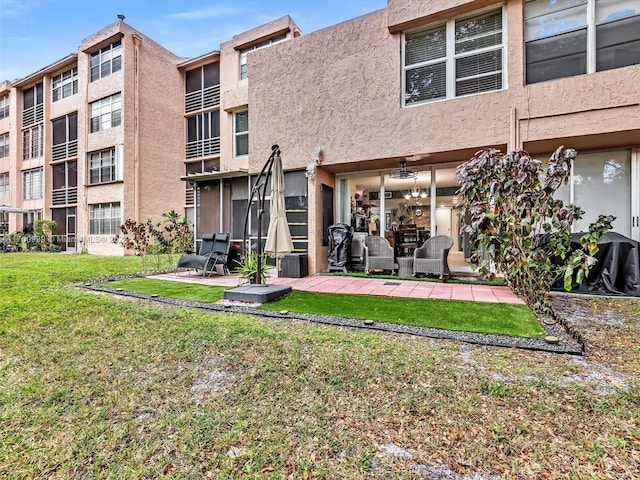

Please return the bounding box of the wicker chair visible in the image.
[413,235,454,279]
[364,235,395,274]
[350,232,367,271]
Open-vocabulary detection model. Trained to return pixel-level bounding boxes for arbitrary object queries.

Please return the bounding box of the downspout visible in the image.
[219,178,224,232]
[509,107,519,151]
[133,34,141,221]
[430,168,436,236]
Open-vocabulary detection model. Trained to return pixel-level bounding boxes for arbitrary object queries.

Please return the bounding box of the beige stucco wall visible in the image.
[387,0,499,31]
[249,9,513,174]
[78,22,185,254]
[0,83,10,228]
[133,33,185,223]
[219,16,300,174]
[249,0,640,273]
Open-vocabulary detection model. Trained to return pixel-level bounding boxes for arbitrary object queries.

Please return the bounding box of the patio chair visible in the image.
[350,232,367,271]
[209,232,231,275]
[176,232,230,276]
[413,235,454,279]
[364,235,395,274]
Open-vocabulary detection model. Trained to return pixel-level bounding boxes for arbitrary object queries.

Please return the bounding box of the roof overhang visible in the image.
[181,169,248,182]
[12,54,78,87]
[177,50,221,70]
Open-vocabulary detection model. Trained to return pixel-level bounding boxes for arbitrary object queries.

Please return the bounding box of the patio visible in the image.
[153,270,525,305]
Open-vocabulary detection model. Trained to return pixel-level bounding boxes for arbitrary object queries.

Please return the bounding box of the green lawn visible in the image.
[1,253,638,479]
[108,277,227,303]
[106,277,544,338]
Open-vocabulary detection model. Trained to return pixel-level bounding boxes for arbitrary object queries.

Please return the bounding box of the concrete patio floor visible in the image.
[152,271,525,305]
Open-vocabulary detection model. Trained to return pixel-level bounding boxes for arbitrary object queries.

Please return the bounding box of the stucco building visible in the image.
[1,0,638,274]
[248,0,640,275]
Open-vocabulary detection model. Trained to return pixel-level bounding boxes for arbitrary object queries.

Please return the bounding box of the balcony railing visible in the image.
[22,104,44,127]
[52,187,78,206]
[185,187,195,205]
[185,137,220,159]
[52,140,78,161]
[185,85,220,113]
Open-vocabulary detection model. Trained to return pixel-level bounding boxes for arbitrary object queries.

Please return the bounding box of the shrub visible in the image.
[456,147,614,313]
[234,250,270,284]
[33,219,57,252]
[113,210,193,272]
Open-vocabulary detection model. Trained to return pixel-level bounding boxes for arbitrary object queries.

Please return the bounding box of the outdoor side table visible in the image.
[397,256,414,277]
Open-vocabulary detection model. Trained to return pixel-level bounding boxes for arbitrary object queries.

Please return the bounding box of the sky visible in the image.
[0,0,387,82]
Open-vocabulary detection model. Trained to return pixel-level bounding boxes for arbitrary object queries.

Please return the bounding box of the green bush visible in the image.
[456,147,614,313]
[33,219,57,252]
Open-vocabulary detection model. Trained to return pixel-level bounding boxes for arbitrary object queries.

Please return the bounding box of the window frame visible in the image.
[90,93,122,133]
[524,0,640,84]
[52,67,78,102]
[0,172,9,197]
[89,202,121,235]
[88,148,119,185]
[0,132,8,158]
[90,40,122,82]
[402,5,506,107]
[234,110,249,157]
[22,125,43,161]
[23,168,43,201]
[185,110,221,159]
[21,83,44,126]
[0,95,8,120]
[52,112,78,161]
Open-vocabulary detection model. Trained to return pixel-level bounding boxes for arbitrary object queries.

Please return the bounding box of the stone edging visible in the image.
[81,280,584,356]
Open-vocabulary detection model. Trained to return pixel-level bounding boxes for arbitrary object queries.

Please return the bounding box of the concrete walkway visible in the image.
[153,272,525,305]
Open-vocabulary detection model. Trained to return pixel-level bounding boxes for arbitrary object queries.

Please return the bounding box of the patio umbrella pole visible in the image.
[224,145,293,304]
[241,145,279,285]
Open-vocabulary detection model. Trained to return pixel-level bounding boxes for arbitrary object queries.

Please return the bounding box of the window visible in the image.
[185,63,220,112]
[52,160,78,205]
[23,168,43,200]
[234,111,248,156]
[0,133,8,158]
[525,0,640,84]
[185,110,220,158]
[403,7,504,105]
[596,0,640,71]
[0,172,8,197]
[90,40,122,82]
[239,34,287,80]
[90,202,121,235]
[52,67,78,102]
[22,83,43,126]
[52,113,78,160]
[89,148,119,184]
[22,125,43,161]
[0,95,8,120]
[90,93,121,132]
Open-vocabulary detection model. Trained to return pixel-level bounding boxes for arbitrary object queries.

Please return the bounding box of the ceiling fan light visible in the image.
[389,160,417,179]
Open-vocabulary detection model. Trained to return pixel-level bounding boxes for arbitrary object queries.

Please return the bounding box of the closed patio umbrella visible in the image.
[264,151,294,268]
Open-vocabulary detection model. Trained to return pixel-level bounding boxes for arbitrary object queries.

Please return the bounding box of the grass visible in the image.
[1,252,639,479]
[105,277,544,338]
[263,290,543,337]
[108,277,227,302]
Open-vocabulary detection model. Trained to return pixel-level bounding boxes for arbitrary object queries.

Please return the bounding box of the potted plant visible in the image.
[234,250,269,284]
